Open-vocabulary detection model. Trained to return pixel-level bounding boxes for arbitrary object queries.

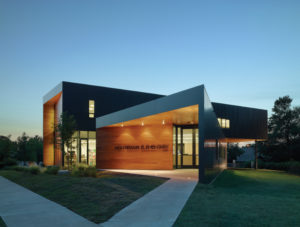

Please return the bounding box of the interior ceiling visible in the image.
[225,138,266,143]
[108,104,199,127]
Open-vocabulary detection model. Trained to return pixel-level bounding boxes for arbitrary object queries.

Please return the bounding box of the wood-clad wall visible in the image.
[43,104,55,166]
[43,92,62,166]
[54,95,62,165]
[96,124,173,170]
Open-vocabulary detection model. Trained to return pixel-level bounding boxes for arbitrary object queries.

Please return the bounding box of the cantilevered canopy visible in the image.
[96,85,205,129]
[106,104,199,128]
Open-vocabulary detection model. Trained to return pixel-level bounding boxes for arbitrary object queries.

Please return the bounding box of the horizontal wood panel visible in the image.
[96,124,173,170]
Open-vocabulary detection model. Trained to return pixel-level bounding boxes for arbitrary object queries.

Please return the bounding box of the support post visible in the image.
[198,90,205,182]
[255,140,258,169]
[180,127,183,167]
[175,126,178,169]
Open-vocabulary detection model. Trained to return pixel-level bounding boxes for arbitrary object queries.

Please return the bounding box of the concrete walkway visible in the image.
[0,176,96,227]
[101,169,198,227]
[0,170,198,227]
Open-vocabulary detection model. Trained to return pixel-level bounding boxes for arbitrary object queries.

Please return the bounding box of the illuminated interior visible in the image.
[89,100,95,118]
[101,105,200,168]
[218,118,230,129]
[173,127,199,168]
[64,131,96,167]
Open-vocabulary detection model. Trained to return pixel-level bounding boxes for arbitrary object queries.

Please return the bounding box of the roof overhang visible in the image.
[43,82,63,104]
[96,85,204,128]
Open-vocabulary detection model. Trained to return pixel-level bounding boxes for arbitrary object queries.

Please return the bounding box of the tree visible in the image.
[227,143,245,163]
[261,96,300,162]
[26,136,43,163]
[0,135,17,168]
[16,133,29,161]
[54,112,77,169]
[15,133,42,163]
[0,136,12,161]
[268,96,300,145]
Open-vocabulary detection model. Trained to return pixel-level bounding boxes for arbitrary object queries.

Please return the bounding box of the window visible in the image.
[217,118,230,129]
[225,119,230,128]
[89,100,95,118]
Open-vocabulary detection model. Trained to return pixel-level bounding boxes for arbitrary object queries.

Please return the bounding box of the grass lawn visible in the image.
[175,169,300,226]
[0,170,166,224]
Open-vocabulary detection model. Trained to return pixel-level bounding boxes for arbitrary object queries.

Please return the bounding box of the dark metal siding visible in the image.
[62,82,164,131]
[212,102,267,140]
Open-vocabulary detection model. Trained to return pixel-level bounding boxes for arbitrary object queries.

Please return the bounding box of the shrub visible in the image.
[258,161,300,175]
[44,166,60,175]
[237,161,251,168]
[6,165,29,172]
[288,162,300,174]
[84,166,97,177]
[72,164,97,177]
[0,158,17,169]
[29,166,40,174]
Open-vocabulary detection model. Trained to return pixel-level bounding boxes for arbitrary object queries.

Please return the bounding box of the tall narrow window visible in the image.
[89,100,95,118]
[226,119,230,128]
[222,119,226,128]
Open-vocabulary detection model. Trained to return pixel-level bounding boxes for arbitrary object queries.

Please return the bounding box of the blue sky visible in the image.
[1,0,300,139]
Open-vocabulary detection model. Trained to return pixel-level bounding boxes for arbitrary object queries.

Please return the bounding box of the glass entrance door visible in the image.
[174,125,198,168]
[182,128,194,166]
[80,139,88,164]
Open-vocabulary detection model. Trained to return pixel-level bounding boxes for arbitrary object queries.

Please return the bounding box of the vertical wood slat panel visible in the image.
[43,104,54,165]
[43,92,62,166]
[54,95,62,165]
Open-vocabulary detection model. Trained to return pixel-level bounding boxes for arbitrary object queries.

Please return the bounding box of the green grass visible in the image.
[0,170,166,224]
[0,217,6,227]
[175,169,300,227]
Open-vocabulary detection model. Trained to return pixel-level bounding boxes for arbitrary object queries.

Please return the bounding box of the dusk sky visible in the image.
[1,0,300,139]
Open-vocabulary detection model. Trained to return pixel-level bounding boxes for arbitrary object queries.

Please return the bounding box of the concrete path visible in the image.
[101,169,198,227]
[0,176,96,227]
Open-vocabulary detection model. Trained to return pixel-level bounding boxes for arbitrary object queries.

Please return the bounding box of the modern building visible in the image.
[43,81,267,182]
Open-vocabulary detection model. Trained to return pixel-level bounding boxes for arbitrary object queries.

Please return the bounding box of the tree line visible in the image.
[0,133,43,168]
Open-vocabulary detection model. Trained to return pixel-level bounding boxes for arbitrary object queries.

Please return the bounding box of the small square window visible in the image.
[89,113,94,118]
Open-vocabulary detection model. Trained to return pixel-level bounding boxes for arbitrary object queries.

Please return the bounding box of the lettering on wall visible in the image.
[114,144,169,152]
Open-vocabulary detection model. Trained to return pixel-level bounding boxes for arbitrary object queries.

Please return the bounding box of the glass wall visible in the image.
[80,139,88,163]
[173,125,198,168]
[88,131,96,166]
[63,130,96,168]
[183,129,193,166]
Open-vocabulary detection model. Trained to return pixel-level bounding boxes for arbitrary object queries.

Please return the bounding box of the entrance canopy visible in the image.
[102,104,199,128]
[96,85,206,129]
[96,85,227,183]
[95,84,267,183]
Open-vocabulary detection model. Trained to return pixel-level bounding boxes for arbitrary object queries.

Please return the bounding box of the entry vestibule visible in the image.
[173,125,199,168]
